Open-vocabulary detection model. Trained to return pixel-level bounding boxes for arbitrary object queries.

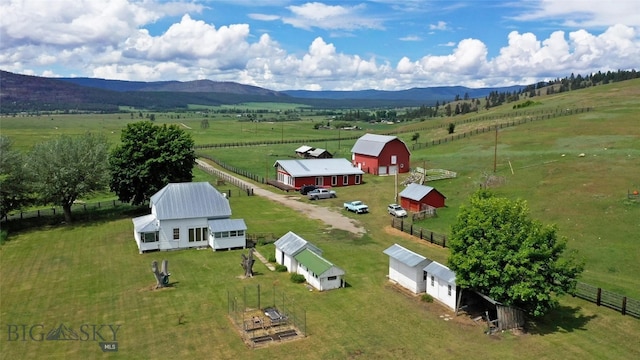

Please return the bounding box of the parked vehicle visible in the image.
[344,200,369,214]
[299,185,318,195]
[308,188,337,200]
[387,204,407,217]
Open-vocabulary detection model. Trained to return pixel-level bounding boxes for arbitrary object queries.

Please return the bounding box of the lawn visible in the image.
[1,184,639,359]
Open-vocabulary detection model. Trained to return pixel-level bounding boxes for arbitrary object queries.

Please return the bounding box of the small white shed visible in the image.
[383,244,432,294]
[424,261,457,311]
[273,231,322,272]
[294,249,345,291]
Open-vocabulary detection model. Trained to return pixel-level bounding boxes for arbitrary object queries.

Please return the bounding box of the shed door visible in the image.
[389,165,398,175]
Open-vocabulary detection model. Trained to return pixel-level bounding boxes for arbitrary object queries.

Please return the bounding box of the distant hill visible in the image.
[282,86,524,103]
[1,69,525,113]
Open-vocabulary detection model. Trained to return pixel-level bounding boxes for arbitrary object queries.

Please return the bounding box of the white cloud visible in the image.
[429,21,448,31]
[248,13,280,21]
[282,2,383,31]
[400,35,422,41]
[512,0,640,27]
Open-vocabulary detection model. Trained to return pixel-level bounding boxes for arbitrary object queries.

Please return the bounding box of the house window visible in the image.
[328,276,337,281]
[343,175,348,185]
[332,175,338,186]
[431,275,434,286]
[173,228,180,240]
[315,176,323,186]
[188,227,208,242]
[448,285,452,296]
[355,175,361,184]
[142,232,159,243]
[391,155,397,164]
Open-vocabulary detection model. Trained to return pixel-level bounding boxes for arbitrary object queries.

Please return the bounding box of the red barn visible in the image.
[350,134,410,175]
[398,183,447,211]
[273,158,364,189]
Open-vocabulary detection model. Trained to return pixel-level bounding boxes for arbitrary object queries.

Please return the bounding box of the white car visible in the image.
[387,204,407,217]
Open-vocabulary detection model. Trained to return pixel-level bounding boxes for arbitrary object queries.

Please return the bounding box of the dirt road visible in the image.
[196,159,366,236]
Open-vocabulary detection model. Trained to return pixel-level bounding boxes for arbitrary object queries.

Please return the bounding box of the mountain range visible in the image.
[0,70,524,113]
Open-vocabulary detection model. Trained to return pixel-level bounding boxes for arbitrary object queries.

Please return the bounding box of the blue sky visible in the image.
[1,0,638,90]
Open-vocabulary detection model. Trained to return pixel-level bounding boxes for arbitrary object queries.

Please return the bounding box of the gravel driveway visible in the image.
[196,159,366,236]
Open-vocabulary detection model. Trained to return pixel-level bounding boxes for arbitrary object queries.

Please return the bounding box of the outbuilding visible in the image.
[132,182,247,253]
[383,244,433,294]
[350,133,411,175]
[399,183,447,210]
[274,232,344,291]
[424,261,458,311]
[273,158,364,190]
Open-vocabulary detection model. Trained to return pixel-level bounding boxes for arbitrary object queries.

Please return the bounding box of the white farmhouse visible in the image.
[424,261,458,311]
[383,244,433,294]
[132,182,247,253]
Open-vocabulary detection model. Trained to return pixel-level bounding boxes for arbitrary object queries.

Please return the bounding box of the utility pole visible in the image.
[493,125,498,173]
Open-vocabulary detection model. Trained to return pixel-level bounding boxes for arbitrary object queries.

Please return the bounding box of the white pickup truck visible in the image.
[307,188,337,200]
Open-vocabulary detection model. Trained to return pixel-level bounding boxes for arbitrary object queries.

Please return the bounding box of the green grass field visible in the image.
[1,79,639,359]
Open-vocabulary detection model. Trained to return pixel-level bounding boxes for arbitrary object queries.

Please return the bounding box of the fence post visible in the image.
[429,232,433,244]
[442,236,446,248]
[596,288,602,306]
[410,224,413,236]
[622,297,627,315]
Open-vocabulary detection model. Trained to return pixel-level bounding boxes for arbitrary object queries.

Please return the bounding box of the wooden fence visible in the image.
[391,218,447,247]
[196,156,256,195]
[1,199,131,222]
[574,282,640,318]
[391,217,640,319]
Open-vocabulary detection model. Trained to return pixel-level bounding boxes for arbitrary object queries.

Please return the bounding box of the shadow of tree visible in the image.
[525,305,597,335]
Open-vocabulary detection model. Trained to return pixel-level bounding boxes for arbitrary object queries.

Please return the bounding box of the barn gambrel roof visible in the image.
[274,231,322,257]
[350,133,407,156]
[274,158,363,177]
[150,182,231,220]
[399,183,446,201]
[383,243,432,267]
[424,261,456,285]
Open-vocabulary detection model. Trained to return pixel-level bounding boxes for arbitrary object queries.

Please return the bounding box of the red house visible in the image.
[350,134,410,175]
[398,183,447,211]
[273,158,364,189]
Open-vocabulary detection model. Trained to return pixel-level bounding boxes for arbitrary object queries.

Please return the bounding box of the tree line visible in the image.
[1,121,196,223]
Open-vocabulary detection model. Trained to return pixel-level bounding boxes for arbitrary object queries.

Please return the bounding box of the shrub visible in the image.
[275,264,287,272]
[421,294,434,303]
[290,274,306,283]
[268,254,276,263]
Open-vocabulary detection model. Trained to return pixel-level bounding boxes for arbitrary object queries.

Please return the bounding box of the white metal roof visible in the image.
[399,183,438,201]
[274,231,322,256]
[132,214,159,233]
[274,158,363,177]
[295,145,313,153]
[424,261,456,285]
[383,243,432,267]
[350,133,399,156]
[150,182,231,220]
[208,218,247,232]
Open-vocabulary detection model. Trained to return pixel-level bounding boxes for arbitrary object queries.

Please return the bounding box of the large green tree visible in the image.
[0,136,33,219]
[28,133,110,223]
[109,121,195,205]
[448,190,584,317]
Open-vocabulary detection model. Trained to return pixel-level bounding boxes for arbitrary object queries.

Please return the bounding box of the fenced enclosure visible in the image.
[227,284,306,347]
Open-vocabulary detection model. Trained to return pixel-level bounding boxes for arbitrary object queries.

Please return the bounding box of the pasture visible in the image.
[1,79,639,358]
